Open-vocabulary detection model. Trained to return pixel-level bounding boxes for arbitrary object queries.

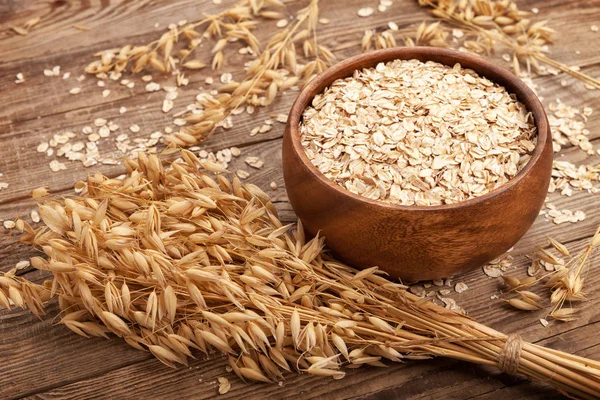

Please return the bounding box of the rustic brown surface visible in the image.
[1,0,600,399]
[283,47,553,281]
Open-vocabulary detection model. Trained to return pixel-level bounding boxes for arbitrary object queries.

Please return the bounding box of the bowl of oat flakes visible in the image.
[282,47,552,281]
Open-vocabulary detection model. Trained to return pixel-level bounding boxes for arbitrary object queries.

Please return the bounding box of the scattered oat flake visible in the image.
[31,210,40,223]
[102,89,111,98]
[129,125,141,133]
[162,99,174,113]
[220,73,232,84]
[259,124,271,133]
[452,29,464,38]
[483,265,504,277]
[146,82,161,92]
[591,25,599,32]
[531,7,539,14]
[540,318,549,327]
[217,377,231,395]
[4,220,15,229]
[230,147,241,157]
[455,282,468,293]
[276,19,288,28]
[319,18,330,24]
[0,182,8,190]
[69,87,81,95]
[270,181,278,190]
[16,260,30,270]
[236,170,250,179]
[357,7,374,17]
[409,284,425,297]
[49,160,67,172]
[548,207,586,225]
[99,126,111,137]
[388,22,399,31]
[245,156,264,169]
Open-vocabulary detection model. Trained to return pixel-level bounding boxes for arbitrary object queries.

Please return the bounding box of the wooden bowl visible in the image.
[282,47,553,281]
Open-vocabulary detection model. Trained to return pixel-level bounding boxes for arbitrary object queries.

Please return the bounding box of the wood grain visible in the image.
[1,0,600,398]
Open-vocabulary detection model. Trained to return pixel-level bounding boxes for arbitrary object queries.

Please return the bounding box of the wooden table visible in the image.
[1,0,600,398]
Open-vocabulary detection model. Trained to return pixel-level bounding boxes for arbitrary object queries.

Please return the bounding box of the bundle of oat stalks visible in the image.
[1,150,599,398]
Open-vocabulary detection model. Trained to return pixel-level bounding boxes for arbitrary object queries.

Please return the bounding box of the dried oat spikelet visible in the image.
[85,0,282,75]
[545,228,600,320]
[503,228,600,323]
[417,0,600,88]
[165,0,333,147]
[362,29,397,51]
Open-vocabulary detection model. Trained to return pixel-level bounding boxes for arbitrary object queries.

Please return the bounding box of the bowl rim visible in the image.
[286,46,551,211]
